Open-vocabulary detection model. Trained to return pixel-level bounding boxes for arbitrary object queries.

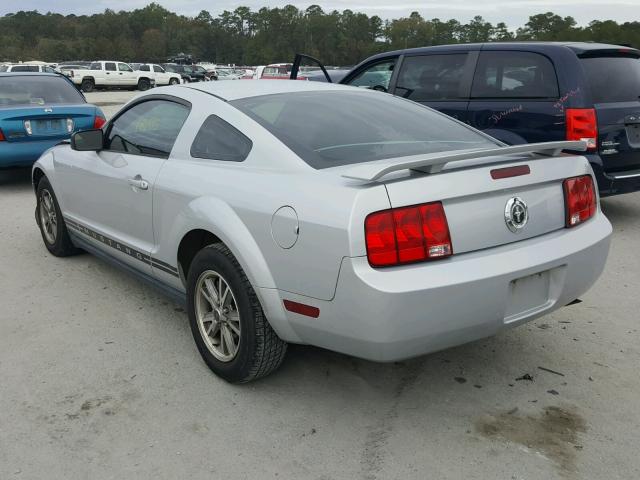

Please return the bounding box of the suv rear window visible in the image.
[231,90,498,169]
[580,55,640,103]
[472,51,559,99]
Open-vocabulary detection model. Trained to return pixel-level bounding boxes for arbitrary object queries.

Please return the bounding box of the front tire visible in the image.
[187,243,287,383]
[36,177,80,257]
[169,77,179,85]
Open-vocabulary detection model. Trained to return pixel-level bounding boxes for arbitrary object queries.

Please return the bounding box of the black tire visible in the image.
[138,78,151,91]
[169,77,180,85]
[183,77,190,84]
[80,79,94,93]
[187,243,287,383]
[36,177,80,257]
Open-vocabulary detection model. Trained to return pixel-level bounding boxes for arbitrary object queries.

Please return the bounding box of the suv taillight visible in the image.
[563,175,596,227]
[365,202,452,267]
[566,108,598,151]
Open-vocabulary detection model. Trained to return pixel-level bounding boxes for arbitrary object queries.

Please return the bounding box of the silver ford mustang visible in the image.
[32,81,612,383]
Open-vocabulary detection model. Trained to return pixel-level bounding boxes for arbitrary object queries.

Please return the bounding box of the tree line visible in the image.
[1,3,639,66]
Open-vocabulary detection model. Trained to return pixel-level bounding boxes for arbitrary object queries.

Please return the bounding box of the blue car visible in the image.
[0,72,106,168]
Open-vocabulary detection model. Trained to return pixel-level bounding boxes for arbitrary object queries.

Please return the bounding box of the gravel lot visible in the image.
[1,90,638,479]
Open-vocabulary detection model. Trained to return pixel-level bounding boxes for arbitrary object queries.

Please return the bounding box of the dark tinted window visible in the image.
[231,91,497,169]
[90,62,102,70]
[105,100,189,158]
[581,55,640,103]
[105,62,116,72]
[396,54,468,101]
[191,115,252,162]
[139,65,150,72]
[11,65,39,72]
[153,65,164,73]
[0,76,85,107]
[472,52,559,99]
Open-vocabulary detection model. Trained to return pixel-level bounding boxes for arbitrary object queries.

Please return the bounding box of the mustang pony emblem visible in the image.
[504,197,529,233]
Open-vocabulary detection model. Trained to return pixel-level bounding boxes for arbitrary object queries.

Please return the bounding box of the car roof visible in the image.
[0,72,60,77]
[364,41,639,59]
[185,80,366,101]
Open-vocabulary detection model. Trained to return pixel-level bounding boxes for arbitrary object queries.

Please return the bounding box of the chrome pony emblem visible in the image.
[504,197,529,233]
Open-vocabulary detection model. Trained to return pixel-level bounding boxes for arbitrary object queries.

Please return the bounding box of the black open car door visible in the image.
[290,54,333,82]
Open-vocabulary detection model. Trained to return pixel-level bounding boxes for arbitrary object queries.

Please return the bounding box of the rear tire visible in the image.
[36,177,80,257]
[80,79,94,93]
[187,243,287,383]
[137,78,151,91]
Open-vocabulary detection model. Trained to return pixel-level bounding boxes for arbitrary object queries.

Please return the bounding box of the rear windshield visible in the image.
[231,91,498,169]
[0,76,85,107]
[581,55,640,103]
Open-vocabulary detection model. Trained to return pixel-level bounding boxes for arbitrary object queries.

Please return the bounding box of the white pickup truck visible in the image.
[67,61,155,92]
[132,63,182,86]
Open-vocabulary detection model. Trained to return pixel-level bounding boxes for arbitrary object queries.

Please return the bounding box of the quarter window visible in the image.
[395,54,469,101]
[347,59,396,92]
[105,100,190,158]
[190,115,252,162]
[471,51,559,99]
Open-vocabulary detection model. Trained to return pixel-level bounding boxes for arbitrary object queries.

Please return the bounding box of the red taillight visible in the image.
[365,202,452,267]
[93,113,106,129]
[566,108,598,151]
[563,175,596,227]
[0,128,5,141]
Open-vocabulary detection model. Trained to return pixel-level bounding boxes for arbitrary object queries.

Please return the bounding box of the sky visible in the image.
[1,0,640,27]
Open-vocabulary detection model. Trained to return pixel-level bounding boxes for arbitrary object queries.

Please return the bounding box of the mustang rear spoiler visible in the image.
[341,141,588,182]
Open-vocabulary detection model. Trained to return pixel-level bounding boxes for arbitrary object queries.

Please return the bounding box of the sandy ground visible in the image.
[0,91,638,479]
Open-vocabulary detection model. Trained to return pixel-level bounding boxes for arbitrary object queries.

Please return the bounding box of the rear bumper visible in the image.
[0,139,63,168]
[589,155,640,197]
[266,213,612,362]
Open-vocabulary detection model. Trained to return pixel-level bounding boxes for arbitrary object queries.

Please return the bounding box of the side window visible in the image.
[395,54,469,101]
[105,100,190,158]
[190,115,253,162]
[139,65,150,72]
[44,66,55,73]
[12,65,39,72]
[347,59,396,91]
[118,63,133,72]
[90,62,102,70]
[105,63,116,72]
[153,65,164,73]
[471,51,559,99]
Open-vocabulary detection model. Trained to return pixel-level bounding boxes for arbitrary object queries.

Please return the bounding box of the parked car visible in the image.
[56,64,89,78]
[215,69,242,81]
[0,72,105,168]
[0,64,57,73]
[133,63,182,86]
[293,42,640,196]
[32,81,611,382]
[255,63,293,80]
[67,60,156,92]
[161,63,212,82]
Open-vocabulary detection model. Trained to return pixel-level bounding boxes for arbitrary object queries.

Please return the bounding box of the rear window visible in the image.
[0,76,85,107]
[580,55,640,103]
[231,91,498,169]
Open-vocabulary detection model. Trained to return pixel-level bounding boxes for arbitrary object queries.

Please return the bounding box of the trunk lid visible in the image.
[579,52,640,174]
[0,105,95,142]
[380,153,590,255]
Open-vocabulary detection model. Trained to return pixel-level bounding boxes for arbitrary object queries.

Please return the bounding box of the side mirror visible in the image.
[71,129,103,151]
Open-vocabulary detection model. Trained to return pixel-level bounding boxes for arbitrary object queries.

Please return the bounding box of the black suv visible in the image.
[296,43,640,196]
[161,64,210,83]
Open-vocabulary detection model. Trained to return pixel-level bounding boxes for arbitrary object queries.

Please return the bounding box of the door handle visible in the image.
[128,176,149,190]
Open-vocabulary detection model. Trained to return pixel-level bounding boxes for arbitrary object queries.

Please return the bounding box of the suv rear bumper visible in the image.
[589,155,640,197]
[265,213,612,362]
